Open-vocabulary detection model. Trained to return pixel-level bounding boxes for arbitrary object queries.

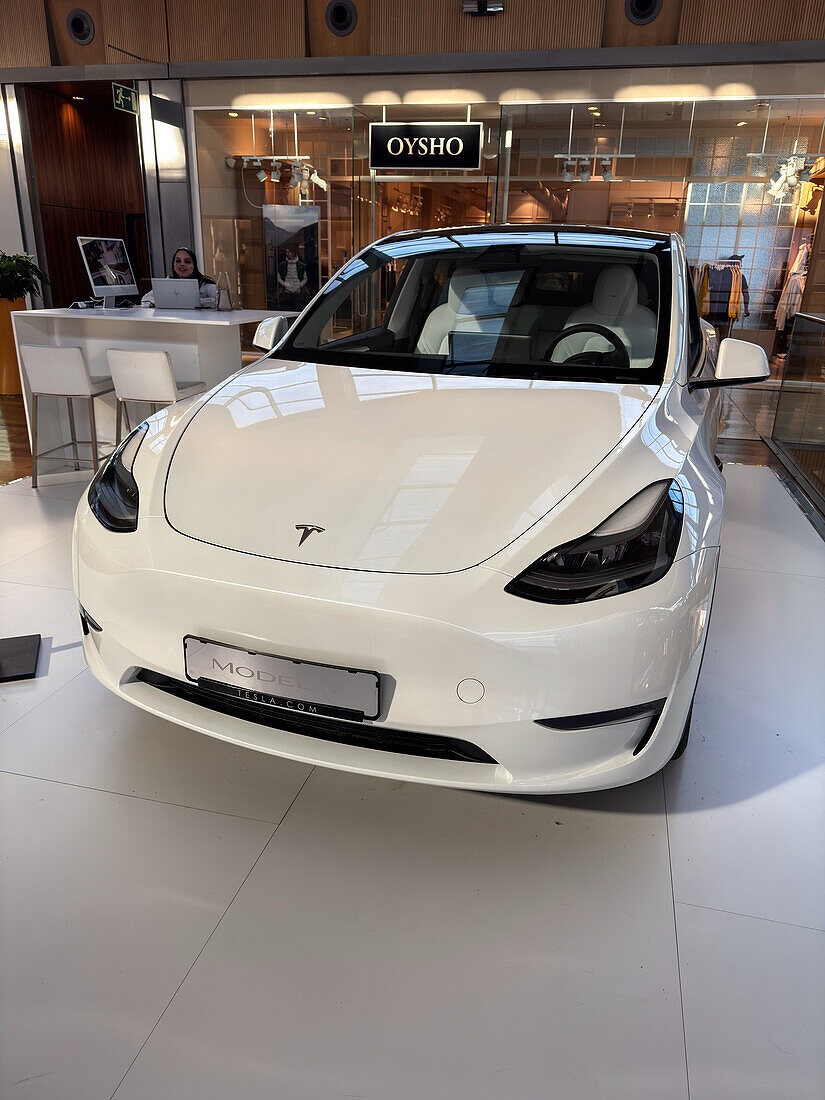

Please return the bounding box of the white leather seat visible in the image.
[416,268,510,357]
[549,265,657,370]
[19,345,114,488]
[106,349,205,442]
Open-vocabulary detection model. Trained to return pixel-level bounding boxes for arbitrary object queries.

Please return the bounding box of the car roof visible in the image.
[375,223,673,248]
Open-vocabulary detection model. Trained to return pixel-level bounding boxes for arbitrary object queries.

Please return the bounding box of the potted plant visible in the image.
[0,251,49,395]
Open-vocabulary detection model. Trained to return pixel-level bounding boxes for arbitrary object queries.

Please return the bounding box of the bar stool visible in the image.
[19,345,114,488]
[105,349,206,443]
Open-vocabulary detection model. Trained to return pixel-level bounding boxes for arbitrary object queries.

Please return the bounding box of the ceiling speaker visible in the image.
[625,0,663,24]
[66,8,95,45]
[326,0,357,36]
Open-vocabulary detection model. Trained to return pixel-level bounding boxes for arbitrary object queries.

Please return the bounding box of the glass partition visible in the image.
[191,95,825,369]
[193,107,357,309]
[772,313,825,507]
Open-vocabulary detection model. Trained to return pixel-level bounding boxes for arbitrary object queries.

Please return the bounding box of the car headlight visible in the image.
[87,423,148,532]
[505,480,684,604]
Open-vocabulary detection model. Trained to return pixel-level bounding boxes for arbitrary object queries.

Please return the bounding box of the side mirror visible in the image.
[688,337,769,391]
[252,315,290,352]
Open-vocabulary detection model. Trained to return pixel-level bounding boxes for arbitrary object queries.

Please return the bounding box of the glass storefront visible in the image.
[192,95,824,363]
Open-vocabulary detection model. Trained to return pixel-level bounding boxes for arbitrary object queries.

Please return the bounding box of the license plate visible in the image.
[183,637,379,721]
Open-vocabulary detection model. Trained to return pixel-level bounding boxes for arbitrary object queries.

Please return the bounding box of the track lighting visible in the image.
[580,166,591,183]
[256,168,268,183]
[562,160,575,182]
[600,159,613,182]
[224,156,236,168]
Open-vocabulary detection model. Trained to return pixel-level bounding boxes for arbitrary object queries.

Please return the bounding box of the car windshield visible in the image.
[279,230,672,384]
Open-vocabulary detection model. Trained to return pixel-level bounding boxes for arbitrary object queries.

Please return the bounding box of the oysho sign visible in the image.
[369,122,483,171]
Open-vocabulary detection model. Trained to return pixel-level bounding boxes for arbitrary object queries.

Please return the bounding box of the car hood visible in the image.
[164,360,660,573]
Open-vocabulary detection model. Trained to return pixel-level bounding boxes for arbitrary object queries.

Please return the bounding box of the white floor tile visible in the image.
[720,464,825,577]
[0,472,92,502]
[115,769,688,1100]
[0,771,275,1100]
[0,668,313,822]
[677,903,825,1100]
[0,582,87,733]
[0,533,74,590]
[0,492,80,566]
[665,567,825,930]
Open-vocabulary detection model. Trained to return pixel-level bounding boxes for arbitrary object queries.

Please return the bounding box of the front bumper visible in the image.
[74,505,718,794]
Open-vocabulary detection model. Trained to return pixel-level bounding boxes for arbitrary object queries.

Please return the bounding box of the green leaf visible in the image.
[0,251,50,302]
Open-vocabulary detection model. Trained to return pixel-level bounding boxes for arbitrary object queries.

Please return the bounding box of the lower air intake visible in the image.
[135,669,498,765]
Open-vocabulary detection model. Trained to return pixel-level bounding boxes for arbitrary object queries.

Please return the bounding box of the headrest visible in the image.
[593,265,638,318]
[447,267,496,313]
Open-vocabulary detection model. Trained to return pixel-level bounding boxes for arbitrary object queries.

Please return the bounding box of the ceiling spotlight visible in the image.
[270,160,282,175]
[256,168,268,183]
[310,169,328,191]
[580,166,591,183]
[600,159,613,182]
[799,166,812,183]
[228,111,239,118]
[289,165,302,188]
[562,160,576,182]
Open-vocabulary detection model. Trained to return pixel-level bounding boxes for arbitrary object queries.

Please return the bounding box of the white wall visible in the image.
[0,103,25,255]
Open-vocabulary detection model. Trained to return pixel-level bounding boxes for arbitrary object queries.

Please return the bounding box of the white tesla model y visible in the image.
[73,226,768,793]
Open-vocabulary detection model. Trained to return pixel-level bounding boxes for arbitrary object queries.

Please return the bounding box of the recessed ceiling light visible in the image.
[72,95,84,101]
[592,112,601,118]
[228,111,239,117]
[306,110,316,115]
[587,105,599,113]
[737,121,748,127]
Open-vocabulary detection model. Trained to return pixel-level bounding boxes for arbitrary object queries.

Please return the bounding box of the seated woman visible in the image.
[141,247,217,307]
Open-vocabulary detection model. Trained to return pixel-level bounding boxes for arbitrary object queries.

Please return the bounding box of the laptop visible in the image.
[152,278,201,309]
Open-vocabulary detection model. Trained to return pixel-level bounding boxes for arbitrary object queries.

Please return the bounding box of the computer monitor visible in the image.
[77,236,139,306]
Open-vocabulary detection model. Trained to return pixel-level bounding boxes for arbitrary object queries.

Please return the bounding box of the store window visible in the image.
[191,95,825,367]
[193,107,358,310]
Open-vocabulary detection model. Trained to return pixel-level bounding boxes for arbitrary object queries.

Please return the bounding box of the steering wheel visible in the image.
[544,324,630,371]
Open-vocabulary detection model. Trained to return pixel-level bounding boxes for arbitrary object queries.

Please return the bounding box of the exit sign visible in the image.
[112,83,138,115]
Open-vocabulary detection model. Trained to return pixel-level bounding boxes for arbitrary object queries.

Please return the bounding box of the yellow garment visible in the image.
[728,265,742,319]
[697,267,710,316]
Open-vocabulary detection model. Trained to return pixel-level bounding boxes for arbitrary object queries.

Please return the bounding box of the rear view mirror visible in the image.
[252,315,290,352]
[688,337,769,391]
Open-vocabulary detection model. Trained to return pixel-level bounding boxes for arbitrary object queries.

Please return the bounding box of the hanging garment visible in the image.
[697,266,710,316]
[700,261,746,322]
[775,271,806,331]
[787,237,811,279]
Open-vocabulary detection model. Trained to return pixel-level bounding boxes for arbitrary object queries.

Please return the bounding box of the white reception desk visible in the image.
[11,306,294,466]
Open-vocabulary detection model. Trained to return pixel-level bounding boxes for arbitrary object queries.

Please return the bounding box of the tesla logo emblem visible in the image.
[295,524,325,546]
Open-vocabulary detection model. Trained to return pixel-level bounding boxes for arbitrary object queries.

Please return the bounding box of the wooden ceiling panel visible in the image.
[0,1,51,68]
[166,0,304,62]
[370,0,605,54]
[679,0,824,42]
[101,0,169,65]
